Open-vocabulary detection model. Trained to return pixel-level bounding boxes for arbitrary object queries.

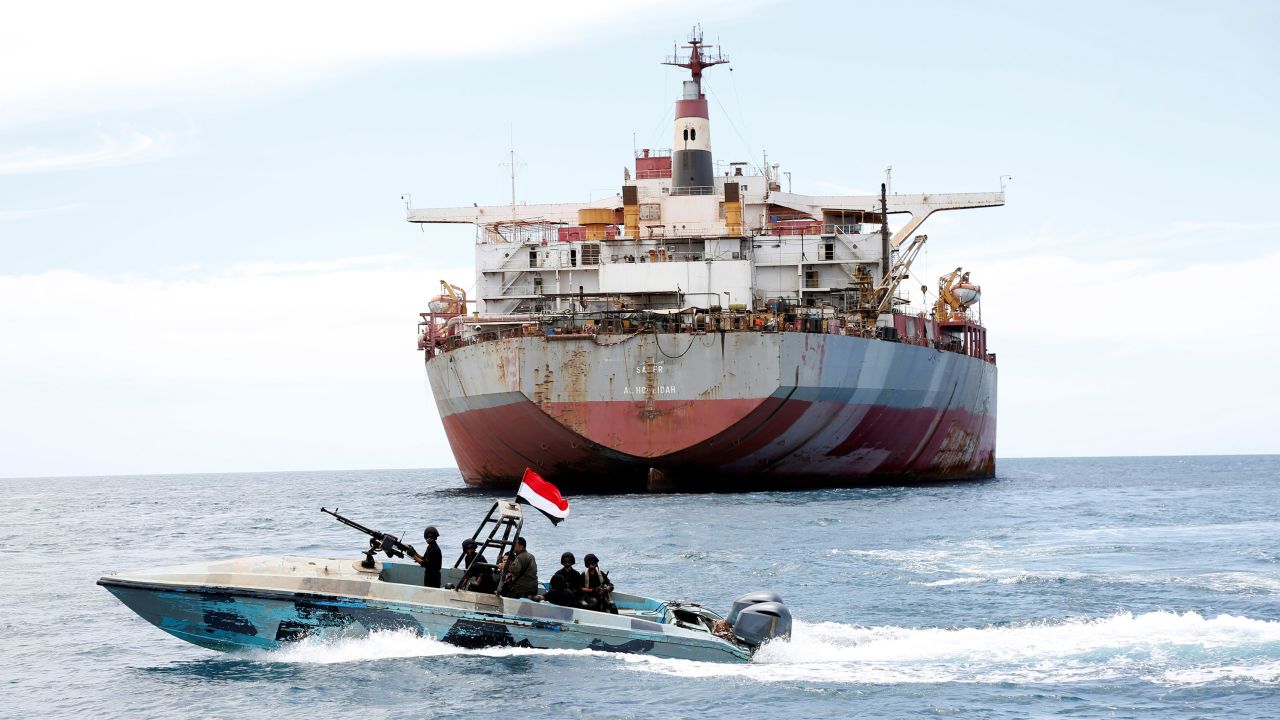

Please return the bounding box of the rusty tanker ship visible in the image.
[408,30,1003,491]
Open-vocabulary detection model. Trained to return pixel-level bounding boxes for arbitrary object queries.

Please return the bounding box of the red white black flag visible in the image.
[516,467,570,525]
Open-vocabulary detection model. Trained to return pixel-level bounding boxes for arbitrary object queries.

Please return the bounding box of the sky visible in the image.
[2,0,1278,478]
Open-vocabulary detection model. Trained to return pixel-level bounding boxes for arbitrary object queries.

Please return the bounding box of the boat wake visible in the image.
[253,629,606,665]
[626,611,1280,685]
[247,611,1280,686]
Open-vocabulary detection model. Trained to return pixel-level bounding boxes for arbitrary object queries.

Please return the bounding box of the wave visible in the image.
[1190,572,1280,595]
[911,576,986,587]
[837,544,1280,595]
[248,611,1280,687]
[1159,659,1280,685]
[949,570,1280,594]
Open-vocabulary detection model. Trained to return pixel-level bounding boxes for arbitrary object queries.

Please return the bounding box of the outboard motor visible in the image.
[726,591,792,647]
[727,590,783,626]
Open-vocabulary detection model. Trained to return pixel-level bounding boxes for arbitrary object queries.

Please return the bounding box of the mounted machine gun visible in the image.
[321,507,420,569]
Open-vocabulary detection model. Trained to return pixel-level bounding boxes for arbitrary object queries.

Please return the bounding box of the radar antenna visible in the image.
[663,25,728,93]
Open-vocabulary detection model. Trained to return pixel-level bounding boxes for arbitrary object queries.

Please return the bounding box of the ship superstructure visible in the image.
[409,29,1003,491]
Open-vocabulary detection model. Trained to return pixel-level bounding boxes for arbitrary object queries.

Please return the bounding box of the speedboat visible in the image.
[98,501,791,663]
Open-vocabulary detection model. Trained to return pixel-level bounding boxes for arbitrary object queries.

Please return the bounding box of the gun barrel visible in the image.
[320,507,379,538]
[322,508,420,561]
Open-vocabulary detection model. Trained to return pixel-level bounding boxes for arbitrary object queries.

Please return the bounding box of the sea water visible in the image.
[1,456,1277,718]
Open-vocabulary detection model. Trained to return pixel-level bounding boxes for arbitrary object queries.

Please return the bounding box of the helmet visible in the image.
[584,553,599,566]
[561,552,575,565]
[462,539,477,550]
[423,526,439,540]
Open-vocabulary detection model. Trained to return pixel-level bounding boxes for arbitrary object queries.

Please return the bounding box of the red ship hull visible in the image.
[427,332,996,491]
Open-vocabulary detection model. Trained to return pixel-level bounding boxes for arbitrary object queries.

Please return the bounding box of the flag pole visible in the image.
[513,467,527,509]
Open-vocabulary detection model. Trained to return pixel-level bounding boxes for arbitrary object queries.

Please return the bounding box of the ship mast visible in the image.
[663,26,728,193]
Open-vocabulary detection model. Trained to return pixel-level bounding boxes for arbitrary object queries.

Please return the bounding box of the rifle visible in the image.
[584,567,615,612]
[321,507,420,569]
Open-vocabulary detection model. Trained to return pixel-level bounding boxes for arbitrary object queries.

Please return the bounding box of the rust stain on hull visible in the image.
[930,420,980,473]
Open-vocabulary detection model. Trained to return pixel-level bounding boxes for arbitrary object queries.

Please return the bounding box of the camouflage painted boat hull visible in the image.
[428,331,996,489]
[98,555,753,662]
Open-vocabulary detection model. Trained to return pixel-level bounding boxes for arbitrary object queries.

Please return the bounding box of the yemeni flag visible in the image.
[516,467,570,525]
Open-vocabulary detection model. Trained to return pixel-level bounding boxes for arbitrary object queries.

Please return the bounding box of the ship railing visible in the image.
[892,306,930,317]
[714,159,766,177]
[762,222,869,237]
[635,169,672,179]
[480,223,561,245]
[666,186,716,196]
[623,222,743,240]
[430,308,998,366]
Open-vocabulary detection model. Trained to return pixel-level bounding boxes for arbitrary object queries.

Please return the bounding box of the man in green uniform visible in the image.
[502,536,539,598]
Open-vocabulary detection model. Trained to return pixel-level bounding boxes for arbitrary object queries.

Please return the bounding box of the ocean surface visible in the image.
[2,456,1278,718]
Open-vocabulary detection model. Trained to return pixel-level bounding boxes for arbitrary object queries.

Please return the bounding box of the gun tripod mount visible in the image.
[361,533,407,569]
[321,507,418,570]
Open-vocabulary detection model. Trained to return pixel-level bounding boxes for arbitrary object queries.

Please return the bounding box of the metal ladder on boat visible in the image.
[453,500,525,591]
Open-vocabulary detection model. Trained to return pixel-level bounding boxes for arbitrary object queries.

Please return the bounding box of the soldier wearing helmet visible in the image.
[458,538,497,593]
[581,553,616,613]
[416,525,442,588]
[460,538,488,569]
[552,551,583,605]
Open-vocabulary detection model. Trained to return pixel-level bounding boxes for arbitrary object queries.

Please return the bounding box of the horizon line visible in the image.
[3,452,1277,482]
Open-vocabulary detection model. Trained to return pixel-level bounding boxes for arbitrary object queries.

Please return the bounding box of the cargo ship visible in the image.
[407,29,1003,491]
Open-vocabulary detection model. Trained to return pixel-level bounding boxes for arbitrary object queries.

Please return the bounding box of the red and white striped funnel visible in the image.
[663,26,727,193]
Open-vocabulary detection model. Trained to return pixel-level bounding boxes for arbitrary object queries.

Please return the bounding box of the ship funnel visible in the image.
[663,27,727,193]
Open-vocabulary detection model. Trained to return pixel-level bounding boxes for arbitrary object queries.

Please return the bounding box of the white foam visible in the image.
[628,611,1280,686]
[246,613,1280,687]
[256,629,607,665]
[256,629,457,664]
[911,576,986,587]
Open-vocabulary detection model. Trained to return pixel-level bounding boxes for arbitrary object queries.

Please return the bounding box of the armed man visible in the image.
[553,552,583,605]
[414,526,442,588]
[501,536,538,598]
[581,553,616,613]
[460,538,487,569]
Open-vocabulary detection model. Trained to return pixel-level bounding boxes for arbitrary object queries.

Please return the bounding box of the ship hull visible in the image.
[427,332,996,490]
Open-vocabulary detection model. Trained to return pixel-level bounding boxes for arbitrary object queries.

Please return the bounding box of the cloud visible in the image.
[810,180,876,196]
[978,250,1280,346]
[0,258,469,383]
[978,250,1280,458]
[0,257,471,477]
[953,218,1280,265]
[1158,220,1280,235]
[0,0,728,128]
[0,127,176,174]
[0,204,81,222]
[230,255,415,277]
